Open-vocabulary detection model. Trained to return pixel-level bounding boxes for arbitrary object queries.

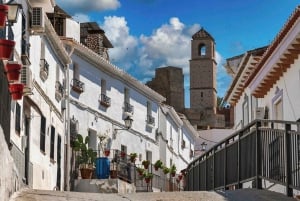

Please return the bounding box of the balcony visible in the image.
[71,78,84,93]
[123,102,134,115]
[185,119,300,197]
[146,115,155,126]
[99,93,111,107]
[40,59,49,81]
[55,81,64,101]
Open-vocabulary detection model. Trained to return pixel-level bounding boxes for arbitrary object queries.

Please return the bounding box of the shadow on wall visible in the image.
[0,127,23,201]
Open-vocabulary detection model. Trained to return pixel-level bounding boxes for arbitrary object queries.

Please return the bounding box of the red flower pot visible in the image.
[9,83,24,100]
[178,175,183,180]
[145,178,151,183]
[0,5,8,29]
[120,152,126,158]
[104,150,110,157]
[5,63,21,82]
[0,39,15,60]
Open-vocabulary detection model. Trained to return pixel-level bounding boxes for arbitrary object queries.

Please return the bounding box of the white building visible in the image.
[7,0,71,190]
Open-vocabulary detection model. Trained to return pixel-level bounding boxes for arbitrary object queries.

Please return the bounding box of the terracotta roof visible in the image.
[192,28,215,41]
[224,46,267,105]
[245,6,300,97]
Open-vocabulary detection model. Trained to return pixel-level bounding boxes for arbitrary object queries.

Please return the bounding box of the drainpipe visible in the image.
[65,45,74,191]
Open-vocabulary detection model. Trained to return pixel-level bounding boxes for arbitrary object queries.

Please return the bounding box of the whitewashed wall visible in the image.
[69,53,161,162]
[65,19,80,42]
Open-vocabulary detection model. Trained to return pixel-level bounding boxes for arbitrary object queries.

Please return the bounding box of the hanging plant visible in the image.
[0,5,8,29]
[9,83,24,100]
[0,39,15,60]
[5,63,21,82]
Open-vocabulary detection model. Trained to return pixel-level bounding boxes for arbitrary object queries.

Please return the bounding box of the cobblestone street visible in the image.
[10,188,297,201]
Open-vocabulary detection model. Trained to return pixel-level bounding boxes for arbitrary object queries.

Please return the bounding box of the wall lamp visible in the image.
[6,0,22,24]
[201,142,207,151]
[113,116,133,138]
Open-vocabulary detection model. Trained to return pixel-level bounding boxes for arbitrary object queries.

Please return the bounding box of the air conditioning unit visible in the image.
[21,66,33,96]
[31,7,44,33]
[255,107,265,119]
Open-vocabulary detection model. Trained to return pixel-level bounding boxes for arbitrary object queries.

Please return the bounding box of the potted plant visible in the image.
[0,5,8,29]
[9,83,24,100]
[129,153,137,163]
[5,63,21,82]
[178,174,183,180]
[154,159,163,171]
[120,151,126,158]
[143,172,153,184]
[136,167,144,176]
[162,166,170,175]
[97,130,110,157]
[73,134,96,179]
[170,164,177,177]
[0,39,15,60]
[142,160,150,169]
[104,149,110,157]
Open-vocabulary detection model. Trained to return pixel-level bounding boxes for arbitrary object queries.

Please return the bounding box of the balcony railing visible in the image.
[73,149,183,192]
[146,115,155,125]
[185,119,300,197]
[124,102,134,114]
[40,58,49,81]
[99,93,111,107]
[71,78,84,93]
[55,81,64,101]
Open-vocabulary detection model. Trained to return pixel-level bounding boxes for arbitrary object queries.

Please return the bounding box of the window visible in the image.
[50,126,55,160]
[146,101,154,125]
[199,44,206,56]
[88,130,97,151]
[40,115,46,152]
[242,95,249,127]
[272,88,283,129]
[73,63,79,80]
[201,92,203,98]
[101,79,106,95]
[15,103,21,135]
[146,150,152,163]
[124,87,130,103]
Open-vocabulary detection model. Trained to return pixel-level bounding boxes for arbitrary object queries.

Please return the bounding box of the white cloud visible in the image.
[72,13,91,23]
[102,16,139,70]
[138,17,196,75]
[56,0,121,14]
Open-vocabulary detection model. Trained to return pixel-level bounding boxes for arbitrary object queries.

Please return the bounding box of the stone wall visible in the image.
[0,127,22,201]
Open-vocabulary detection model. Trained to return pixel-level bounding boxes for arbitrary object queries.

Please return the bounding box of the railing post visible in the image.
[236,132,242,189]
[204,154,207,190]
[224,141,228,190]
[285,123,293,197]
[256,121,262,189]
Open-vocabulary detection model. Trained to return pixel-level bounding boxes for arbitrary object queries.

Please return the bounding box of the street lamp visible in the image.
[113,116,133,138]
[201,142,207,151]
[6,0,21,24]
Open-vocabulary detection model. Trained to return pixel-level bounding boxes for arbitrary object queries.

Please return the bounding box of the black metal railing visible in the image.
[99,93,111,107]
[185,119,300,197]
[71,78,84,93]
[40,58,49,80]
[124,102,134,114]
[55,81,64,98]
[146,115,155,125]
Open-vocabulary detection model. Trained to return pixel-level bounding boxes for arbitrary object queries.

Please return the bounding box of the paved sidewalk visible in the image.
[10,188,297,201]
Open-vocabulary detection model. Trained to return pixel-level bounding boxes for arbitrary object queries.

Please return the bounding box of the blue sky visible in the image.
[56,0,299,107]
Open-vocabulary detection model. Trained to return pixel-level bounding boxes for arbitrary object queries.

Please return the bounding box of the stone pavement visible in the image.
[9,188,297,201]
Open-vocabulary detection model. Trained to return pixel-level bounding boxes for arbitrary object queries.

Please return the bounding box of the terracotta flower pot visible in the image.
[104,150,110,157]
[9,83,24,100]
[145,178,151,183]
[5,63,21,82]
[178,174,183,180]
[0,5,8,29]
[80,168,93,179]
[0,39,15,60]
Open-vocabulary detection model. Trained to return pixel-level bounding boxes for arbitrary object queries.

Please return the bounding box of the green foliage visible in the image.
[170,164,177,174]
[130,153,137,159]
[154,159,163,169]
[73,134,96,168]
[162,166,170,174]
[143,172,153,179]
[142,160,150,166]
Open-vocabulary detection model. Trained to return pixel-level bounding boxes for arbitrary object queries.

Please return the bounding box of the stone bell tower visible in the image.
[190,28,217,114]
[184,28,223,129]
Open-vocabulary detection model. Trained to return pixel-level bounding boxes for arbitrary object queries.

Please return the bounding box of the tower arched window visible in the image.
[199,44,206,56]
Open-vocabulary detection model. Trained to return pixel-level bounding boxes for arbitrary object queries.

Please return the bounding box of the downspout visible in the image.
[65,45,74,191]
